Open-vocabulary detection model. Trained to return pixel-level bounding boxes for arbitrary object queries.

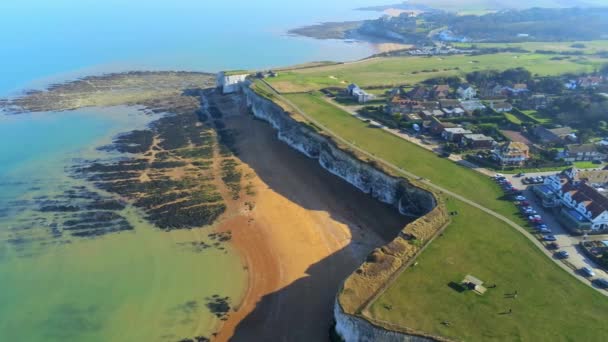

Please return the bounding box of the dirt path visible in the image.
[211,95,410,341]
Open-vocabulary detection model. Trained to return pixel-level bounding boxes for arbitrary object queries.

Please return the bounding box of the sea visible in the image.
[0,0,388,340]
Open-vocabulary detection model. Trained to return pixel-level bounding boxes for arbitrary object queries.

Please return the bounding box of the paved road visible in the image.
[260,80,608,296]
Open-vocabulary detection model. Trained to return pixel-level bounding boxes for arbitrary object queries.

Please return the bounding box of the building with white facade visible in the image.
[216,71,249,94]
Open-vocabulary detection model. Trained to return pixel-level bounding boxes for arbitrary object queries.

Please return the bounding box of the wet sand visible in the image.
[213,95,410,341]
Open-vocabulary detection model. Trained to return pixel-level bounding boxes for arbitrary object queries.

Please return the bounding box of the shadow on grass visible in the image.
[448,282,467,293]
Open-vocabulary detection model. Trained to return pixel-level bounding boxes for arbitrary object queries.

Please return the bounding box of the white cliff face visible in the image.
[334,301,436,342]
[244,85,440,341]
[243,86,436,218]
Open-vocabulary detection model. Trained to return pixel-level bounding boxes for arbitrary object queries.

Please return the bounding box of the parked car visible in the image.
[516,172,525,177]
[543,235,557,241]
[515,195,526,201]
[546,242,560,250]
[494,174,505,179]
[520,200,530,206]
[529,215,542,223]
[555,251,569,259]
[580,267,596,278]
[539,227,552,234]
[536,224,548,229]
[593,278,608,289]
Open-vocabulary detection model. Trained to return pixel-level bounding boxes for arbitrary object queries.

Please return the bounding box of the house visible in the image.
[439,99,465,117]
[563,167,608,188]
[347,83,374,103]
[346,83,360,95]
[533,126,576,144]
[442,127,473,143]
[457,84,477,100]
[419,109,445,119]
[578,76,604,88]
[527,94,549,110]
[565,80,578,90]
[431,85,450,99]
[387,97,422,114]
[480,83,506,99]
[442,107,466,117]
[562,144,607,162]
[403,113,423,121]
[489,101,513,113]
[429,116,458,136]
[539,171,608,231]
[505,83,529,96]
[492,142,530,166]
[406,86,430,100]
[462,134,495,149]
[459,100,486,114]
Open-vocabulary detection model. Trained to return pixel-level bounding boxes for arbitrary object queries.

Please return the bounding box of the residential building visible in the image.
[492,142,530,166]
[489,101,513,113]
[578,76,603,88]
[431,84,450,99]
[347,83,374,103]
[387,97,422,114]
[442,127,473,142]
[540,173,608,231]
[419,109,445,119]
[462,134,495,149]
[533,126,576,144]
[442,107,466,117]
[505,83,529,96]
[406,86,430,100]
[457,84,477,100]
[563,144,607,162]
[459,100,486,114]
[428,116,458,135]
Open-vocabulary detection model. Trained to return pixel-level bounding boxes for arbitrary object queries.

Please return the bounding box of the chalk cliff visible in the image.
[242,83,449,341]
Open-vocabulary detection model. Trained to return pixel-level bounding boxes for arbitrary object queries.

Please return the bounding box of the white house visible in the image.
[540,171,608,231]
[457,84,477,100]
[216,71,249,94]
[347,83,374,104]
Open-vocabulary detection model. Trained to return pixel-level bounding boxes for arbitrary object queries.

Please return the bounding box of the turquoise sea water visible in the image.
[0,0,389,96]
[0,1,388,340]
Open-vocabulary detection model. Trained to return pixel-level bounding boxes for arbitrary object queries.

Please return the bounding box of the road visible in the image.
[259,79,608,296]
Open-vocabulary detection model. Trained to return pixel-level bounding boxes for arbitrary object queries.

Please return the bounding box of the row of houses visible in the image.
[535,167,608,232]
[565,76,605,90]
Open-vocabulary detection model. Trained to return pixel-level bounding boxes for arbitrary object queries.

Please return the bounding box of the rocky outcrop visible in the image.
[243,85,435,218]
[243,83,449,341]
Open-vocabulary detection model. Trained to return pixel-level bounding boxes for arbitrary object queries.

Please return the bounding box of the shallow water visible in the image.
[0,0,389,96]
[0,108,246,341]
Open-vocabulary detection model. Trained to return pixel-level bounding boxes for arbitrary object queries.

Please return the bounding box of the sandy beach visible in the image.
[211,95,409,341]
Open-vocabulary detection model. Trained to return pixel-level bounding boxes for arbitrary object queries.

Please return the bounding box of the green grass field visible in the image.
[368,199,608,342]
[276,92,608,340]
[454,40,608,55]
[270,53,602,93]
[504,113,523,125]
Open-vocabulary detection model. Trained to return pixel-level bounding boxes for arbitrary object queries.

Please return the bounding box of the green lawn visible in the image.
[369,199,608,342]
[521,110,553,124]
[504,113,523,125]
[270,53,602,93]
[454,40,608,55]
